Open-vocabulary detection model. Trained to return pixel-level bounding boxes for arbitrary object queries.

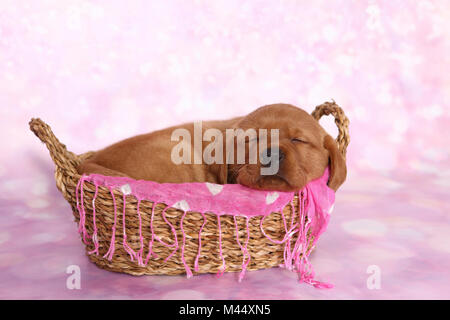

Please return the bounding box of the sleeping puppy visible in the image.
[77,104,346,192]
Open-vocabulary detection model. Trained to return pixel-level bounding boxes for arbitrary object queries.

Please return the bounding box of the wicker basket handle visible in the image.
[311,101,350,158]
[29,118,79,175]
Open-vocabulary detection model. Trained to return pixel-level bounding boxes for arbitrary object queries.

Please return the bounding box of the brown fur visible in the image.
[78,104,346,191]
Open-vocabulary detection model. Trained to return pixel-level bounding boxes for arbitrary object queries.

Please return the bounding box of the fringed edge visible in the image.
[144,202,158,265]
[76,177,332,288]
[295,191,333,289]
[259,215,298,245]
[234,215,250,282]
[135,199,145,266]
[122,194,137,261]
[216,215,226,278]
[88,184,99,255]
[180,210,193,278]
[280,205,294,271]
[194,212,207,272]
[75,175,89,244]
[261,191,333,289]
[145,205,180,263]
[103,187,118,261]
[159,206,179,263]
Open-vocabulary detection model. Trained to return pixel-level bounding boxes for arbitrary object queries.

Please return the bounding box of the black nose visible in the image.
[262,148,285,167]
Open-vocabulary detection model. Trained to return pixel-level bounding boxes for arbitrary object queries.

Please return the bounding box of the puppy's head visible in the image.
[227,104,346,192]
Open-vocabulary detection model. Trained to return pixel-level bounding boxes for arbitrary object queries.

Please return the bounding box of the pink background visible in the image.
[1,1,449,299]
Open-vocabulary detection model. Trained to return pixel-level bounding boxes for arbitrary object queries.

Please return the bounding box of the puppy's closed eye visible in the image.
[291,138,309,144]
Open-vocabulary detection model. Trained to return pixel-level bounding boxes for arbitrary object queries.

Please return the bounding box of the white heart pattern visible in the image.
[265,192,279,205]
[173,200,190,211]
[205,182,224,196]
[120,183,132,195]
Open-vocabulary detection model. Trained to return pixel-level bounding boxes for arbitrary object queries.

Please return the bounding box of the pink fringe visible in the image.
[150,206,179,263]
[75,175,89,244]
[216,215,226,278]
[259,215,298,244]
[260,190,333,289]
[122,194,137,261]
[135,199,145,266]
[80,179,331,287]
[144,203,158,265]
[280,209,293,271]
[160,207,179,262]
[291,191,307,275]
[194,212,207,272]
[300,192,333,289]
[103,187,118,261]
[180,210,193,278]
[290,194,305,270]
[234,216,251,282]
[75,175,81,226]
[88,184,99,255]
[279,200,297,271]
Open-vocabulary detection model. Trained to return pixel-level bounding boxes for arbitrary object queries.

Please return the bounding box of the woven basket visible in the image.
[29,101,349,284]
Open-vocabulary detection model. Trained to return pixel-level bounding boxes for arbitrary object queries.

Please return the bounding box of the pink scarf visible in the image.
[76,168,335,288]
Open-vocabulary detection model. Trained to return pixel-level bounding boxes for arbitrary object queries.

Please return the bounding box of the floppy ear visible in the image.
[323,135,346,191]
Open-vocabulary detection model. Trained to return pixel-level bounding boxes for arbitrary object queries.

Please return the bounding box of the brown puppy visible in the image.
[227,104,347,191]
[78,104,346,191]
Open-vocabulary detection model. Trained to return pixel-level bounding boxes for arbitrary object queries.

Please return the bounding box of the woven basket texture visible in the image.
[29,101,349,276]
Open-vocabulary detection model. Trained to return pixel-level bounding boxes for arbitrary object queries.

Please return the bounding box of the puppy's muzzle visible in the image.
[261,147,285,167]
